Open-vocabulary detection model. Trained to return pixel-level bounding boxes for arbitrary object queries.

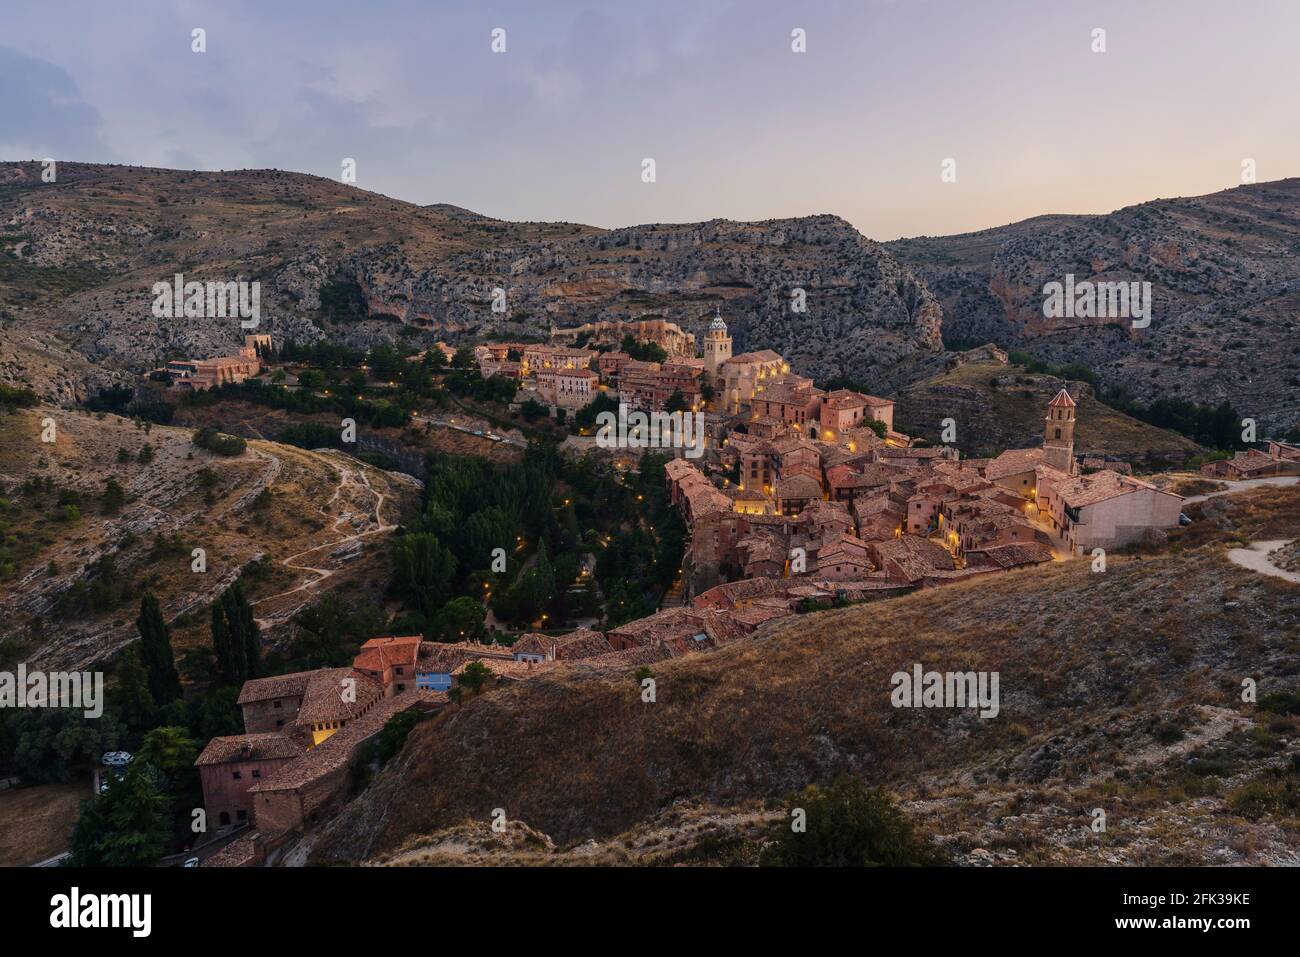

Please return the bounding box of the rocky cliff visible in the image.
[887,179,1300,432]
[0,162,941,398]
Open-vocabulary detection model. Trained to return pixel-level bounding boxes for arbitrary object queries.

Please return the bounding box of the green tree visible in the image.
[210,579,261,685]
[70,762,172,866]
[456,661,492,696]
[101,477,126,514]
[392,532,457,615]
[760,777,945,867]
[5,708,125,784]
[136,593,181,705]
[433,596,486,642]
[297,368,325,390]
[288,594,385,668]
[112,645,157,735]
[211,596,239,684]
[136,726,199,784]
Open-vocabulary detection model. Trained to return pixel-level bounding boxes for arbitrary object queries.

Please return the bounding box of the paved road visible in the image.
[1182,475,1300,504]
[1228,539,1300,584]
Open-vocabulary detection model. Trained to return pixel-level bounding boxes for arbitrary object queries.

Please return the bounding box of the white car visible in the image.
[102,751,132,767]
[183,857,200,868]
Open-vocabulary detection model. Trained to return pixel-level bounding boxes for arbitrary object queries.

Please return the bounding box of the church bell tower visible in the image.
[1043,388,1077,474]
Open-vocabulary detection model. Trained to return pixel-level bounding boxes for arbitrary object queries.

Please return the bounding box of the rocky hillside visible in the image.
[0,405,421,671]
[0,161,940,399]
[312,485,1300,866]
[894,355,1203,466]
[887,179,1300,433]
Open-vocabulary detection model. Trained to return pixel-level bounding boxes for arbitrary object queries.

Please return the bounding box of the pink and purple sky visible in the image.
[3,0,1295,239]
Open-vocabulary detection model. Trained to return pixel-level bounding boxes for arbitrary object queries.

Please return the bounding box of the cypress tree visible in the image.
[211,597,243,685]
[231,579,261,678]
[136,593,181,705]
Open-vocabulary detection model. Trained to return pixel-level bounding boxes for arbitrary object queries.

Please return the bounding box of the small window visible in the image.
[251,769,261,779]
[273,700,282,709]
[232,770,242,780]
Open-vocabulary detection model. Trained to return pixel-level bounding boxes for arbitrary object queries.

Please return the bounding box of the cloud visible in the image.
[0,46,118,160]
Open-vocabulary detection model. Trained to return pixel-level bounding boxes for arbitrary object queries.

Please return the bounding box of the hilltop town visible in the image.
[131,309,1296,868]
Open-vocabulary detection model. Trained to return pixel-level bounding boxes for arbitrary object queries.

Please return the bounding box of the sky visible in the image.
[2,0,1296,240]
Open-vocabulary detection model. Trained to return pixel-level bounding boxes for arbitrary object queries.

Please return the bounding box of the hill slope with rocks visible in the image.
[311,486,1300,866]
[0,405,421,671]
[0,161,940,400]
[887,179,1300,433]
[894,355,1203,466]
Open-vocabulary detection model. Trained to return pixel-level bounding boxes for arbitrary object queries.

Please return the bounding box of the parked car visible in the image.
[102,751,132,767]
[1179,513,1192,526]
[183,857,200,868]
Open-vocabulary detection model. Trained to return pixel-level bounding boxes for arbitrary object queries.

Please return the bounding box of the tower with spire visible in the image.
[703,307,732,387]
[1043,388,1077,474]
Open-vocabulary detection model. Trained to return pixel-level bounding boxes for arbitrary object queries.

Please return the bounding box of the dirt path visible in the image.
[1227,539,1300,584]
[250,455,401,628]
[1182,475,1300,504]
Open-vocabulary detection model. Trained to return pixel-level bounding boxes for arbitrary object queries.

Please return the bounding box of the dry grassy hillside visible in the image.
[895,358,1203,464]
[0,405,421,671]
[313,486,1300,866]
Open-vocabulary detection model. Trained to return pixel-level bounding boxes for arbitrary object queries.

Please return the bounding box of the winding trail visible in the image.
[1227,539,1300,584]
[250,454,403,629]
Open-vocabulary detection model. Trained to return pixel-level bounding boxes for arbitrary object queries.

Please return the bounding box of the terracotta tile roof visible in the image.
[353,635,421,674]
[608,607,710,646]
[967,541,1054,568]
[776,473,822,501]
[870,536,955,583]
[294,668,384,727]
[682,481,733,517]
[1048,388,1077,408]
[985,448,1045,480]
[691,576,784,608]
[664,457,699,480]
[248,691,444,794]
[417,640,513,673]
[739,534,785,564]
[1055,469,1176,508]
[196,732,305,766]
[455,657,555,680]
[510,629,612,661]
[724,349,784,365]
[770,434,820,456]
[205,834,259,868]
[236,671,313,706]
[551,629,615,659]
[726,604,791,629]
[573,642,675,670]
